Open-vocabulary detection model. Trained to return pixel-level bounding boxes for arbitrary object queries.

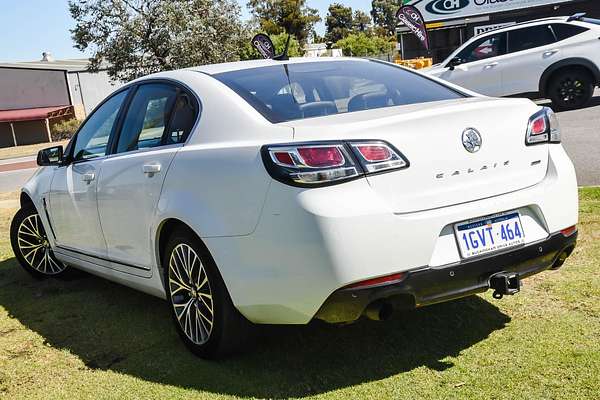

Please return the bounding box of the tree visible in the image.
[325,3,353,43]
[69,0,247,82]
[247,0,321,45]
[371,0,399,36]
[239,32,302,60]
[335,32,394,57]
[353,10,371,32]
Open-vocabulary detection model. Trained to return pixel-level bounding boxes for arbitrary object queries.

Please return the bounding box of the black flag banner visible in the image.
[396,6,430,51]
[251,33,275,59]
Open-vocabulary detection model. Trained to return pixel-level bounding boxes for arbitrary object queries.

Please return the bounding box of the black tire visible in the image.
[10,205,68,279]
[163,227,253,359]
[547,68,594,111]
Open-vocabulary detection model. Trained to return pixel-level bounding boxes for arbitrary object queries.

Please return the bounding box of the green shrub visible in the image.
[335,33,395,57]
[51,118,81,141]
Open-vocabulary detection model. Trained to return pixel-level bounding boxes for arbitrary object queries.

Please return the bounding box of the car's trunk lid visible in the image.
[283,97,548,213]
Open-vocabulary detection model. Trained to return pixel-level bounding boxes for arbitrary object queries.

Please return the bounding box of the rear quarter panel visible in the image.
[154,70,294,238]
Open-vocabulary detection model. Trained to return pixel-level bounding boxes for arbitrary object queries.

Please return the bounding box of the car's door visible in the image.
[434,32,507,96]
[48,88,130,258]
[96,82,198,275]
[500,24,559,95]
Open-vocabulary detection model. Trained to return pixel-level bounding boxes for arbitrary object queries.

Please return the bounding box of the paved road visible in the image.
[0,92,598,192]
[552,89,600,187]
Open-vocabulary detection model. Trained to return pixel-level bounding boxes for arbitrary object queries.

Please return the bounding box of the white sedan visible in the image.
[10,57,579,358]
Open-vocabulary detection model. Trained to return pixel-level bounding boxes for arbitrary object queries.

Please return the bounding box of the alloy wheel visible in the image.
[17,214,66,275]
[558,78,585,105]
[168,243,214,345]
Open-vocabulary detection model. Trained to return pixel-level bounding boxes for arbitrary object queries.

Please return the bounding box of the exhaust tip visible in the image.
[552,245,575,270]
[364,301,394,321]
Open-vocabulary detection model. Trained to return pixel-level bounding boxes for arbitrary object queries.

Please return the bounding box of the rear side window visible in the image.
[213,60,465,123]
[116,84,177,153]
[551,23,589,41]
[508,25,556,53]
[166,93,197,145]
[115,83,198,153]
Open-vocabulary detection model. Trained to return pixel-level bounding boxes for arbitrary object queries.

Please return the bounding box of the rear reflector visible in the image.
[345,272,406,290]
[560,225,577,237]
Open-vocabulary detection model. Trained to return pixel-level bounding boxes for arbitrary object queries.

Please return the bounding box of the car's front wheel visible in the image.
[163,227,253,359]
[10,205,68,278]
[548,69,594,111]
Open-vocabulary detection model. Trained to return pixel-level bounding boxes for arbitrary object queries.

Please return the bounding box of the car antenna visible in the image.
[273,34,291,61]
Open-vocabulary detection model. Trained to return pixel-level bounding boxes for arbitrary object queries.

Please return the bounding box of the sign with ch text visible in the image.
[404,0,574,22]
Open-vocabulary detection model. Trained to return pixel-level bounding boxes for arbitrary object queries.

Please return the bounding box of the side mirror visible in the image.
[37,145,64,166]
[447,57,463,71]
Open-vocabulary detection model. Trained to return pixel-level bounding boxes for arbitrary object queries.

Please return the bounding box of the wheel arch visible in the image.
[155,218,222,293]
[20,191,34,209]
[539,58,600,96]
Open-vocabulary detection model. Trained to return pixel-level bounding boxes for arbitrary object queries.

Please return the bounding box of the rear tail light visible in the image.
[350,142,408,173]
[526,107,561,145]
[262,140,409,187]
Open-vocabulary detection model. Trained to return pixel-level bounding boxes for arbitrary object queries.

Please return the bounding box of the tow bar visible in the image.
[489,272,521,300]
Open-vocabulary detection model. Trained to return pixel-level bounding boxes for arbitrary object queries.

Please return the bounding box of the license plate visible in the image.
[454,211,526,259]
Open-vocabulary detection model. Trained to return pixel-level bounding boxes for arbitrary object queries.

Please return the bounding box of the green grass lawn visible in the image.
[0,189,598,399]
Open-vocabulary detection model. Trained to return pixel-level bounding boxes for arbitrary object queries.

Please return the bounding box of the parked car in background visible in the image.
[11,58,578,359]
[425,14,600,110]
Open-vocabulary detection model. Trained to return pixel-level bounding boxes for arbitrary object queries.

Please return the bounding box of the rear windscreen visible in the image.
[213,60,466,123]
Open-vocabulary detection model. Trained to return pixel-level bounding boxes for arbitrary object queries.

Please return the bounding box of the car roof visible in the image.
[188,56,366,75]
[478,16,574,36]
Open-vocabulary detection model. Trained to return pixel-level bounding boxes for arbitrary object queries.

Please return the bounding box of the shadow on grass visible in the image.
[0,257,510,397]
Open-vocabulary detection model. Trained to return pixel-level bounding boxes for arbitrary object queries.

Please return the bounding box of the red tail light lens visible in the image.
[273,151,295,166]
[297,146,345,167]
[350,142,409,173]
[354,145,392,162]
[526,107,560,145]
[530,116,547,135]
[262,140,410,187]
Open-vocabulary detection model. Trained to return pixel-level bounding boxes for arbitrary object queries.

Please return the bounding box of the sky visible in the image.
[0,0,371,63]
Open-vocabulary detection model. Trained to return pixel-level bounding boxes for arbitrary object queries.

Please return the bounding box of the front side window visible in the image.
[116,84,178,153]
[214,60,465,123]
[508,25,556,53]
[72,89,129,161]
[456,33,507,64]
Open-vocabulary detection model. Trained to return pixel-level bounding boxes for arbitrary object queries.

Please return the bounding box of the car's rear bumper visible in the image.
[314,230,577,323]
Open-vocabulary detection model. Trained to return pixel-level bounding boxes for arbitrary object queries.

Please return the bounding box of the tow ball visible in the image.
[489,272,521,300]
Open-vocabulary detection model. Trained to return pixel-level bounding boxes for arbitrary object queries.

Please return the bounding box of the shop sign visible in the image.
[406,0,574,22]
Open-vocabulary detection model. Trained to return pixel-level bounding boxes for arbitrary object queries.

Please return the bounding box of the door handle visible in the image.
[82,172,95,183]
[543,49,559,57]
[484,62,499,69]
[143,163,161,175]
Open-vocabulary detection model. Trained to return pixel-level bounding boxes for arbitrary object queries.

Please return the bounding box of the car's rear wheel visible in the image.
[163,227,253,359]
[10,205,68,278]
[548,69,594,111]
